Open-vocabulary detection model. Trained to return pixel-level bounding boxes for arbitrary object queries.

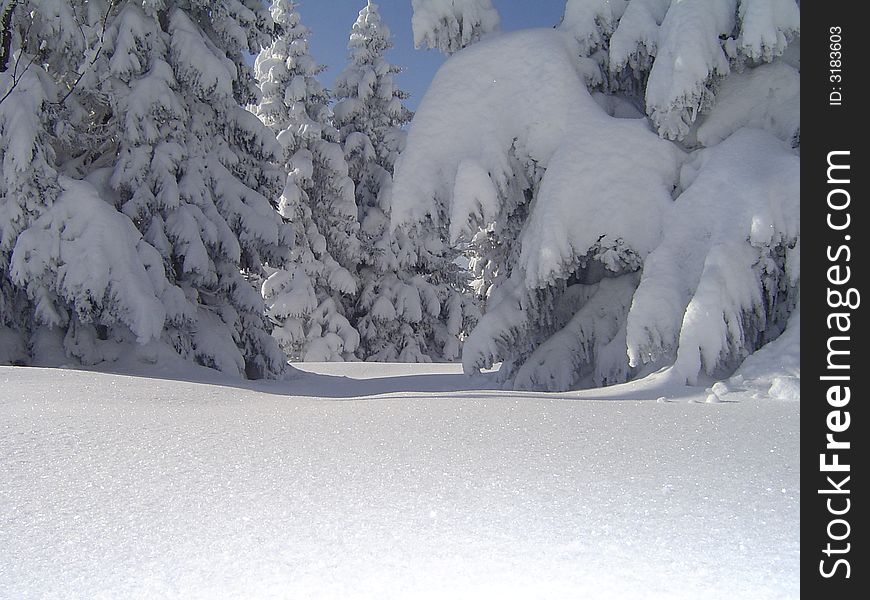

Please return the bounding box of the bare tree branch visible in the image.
[1,0,118,108]
[51,0,118,106]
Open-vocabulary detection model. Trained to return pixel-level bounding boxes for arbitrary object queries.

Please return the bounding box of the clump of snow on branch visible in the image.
[607,0,669,82]
[559,0,628,58]
[562,0,801,142]
[735,0,800,63]
[393,29,677,233]
[517,123,679,289]
[644,0,736,140]
[10,177,168,349]
[626,128,799,384]
[695,60,799,147]
[411,0,501,55]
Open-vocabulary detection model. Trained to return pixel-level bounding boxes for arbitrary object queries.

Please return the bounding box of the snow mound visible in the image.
[768,376,800,401]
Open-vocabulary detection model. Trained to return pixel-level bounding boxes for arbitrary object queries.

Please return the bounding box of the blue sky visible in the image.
[297,0,568,110]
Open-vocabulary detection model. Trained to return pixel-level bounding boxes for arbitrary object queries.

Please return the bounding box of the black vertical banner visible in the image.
[803,1,866,596]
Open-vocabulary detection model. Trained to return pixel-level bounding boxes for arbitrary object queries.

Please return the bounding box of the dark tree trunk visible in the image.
[1,0,17,72]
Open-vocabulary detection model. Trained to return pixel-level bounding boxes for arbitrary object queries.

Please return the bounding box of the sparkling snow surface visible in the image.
[1,363,798,599]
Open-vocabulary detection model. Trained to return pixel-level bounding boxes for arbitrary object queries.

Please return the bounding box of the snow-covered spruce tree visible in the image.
[334,2,412,181]
[382,222,480,362]
[411,0,500,55]
[392,0,800,390]
[93,0,293,378]
[3,1,293,378]
[333,2,456,361]
[254,0,361,361]
[1,67,57,365]
[1,0,82,364]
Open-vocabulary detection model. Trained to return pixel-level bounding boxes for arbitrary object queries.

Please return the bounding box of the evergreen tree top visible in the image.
[270,0,304,30]
[349,1,392,60]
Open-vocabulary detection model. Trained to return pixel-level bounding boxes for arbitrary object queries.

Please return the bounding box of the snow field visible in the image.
[1,364,798,599]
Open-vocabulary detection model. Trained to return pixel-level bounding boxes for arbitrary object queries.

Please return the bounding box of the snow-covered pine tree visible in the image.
[331,1,476,361]
[254,0,361,361]
[331,2,414,361]
[1,0,81,364]
[385,222,480,362]
[3,0,293,379]
[411,0,500,55]
[1,68,55,365]
[334,1,412,180]
[83,0,293,378]
[393,0,800,390]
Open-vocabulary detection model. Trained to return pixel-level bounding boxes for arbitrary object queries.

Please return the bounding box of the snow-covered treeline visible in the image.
[1,0,477,375]
[254,0,475,363]
[395,0,800,390]
[3,0,800,391]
